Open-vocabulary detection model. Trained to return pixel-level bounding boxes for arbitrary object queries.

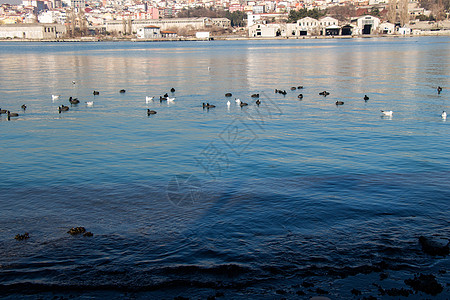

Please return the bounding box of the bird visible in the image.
[163,93,169,98]
[93,91,99,95]
[335,101,344,105]
[441,111,447,119]
[381,110,393,116]
[170,88,175,93]
[437,86,442,94]
[290,87,296,91]
[58,105,69,113]
[298,94,303,99]
[119,89,126,93]
[72,81,76,84]
[202,103,215,109]
[146,96,154,103]
[159,96,167,102]
[240,101,248,107]
[69,97,80,104]
[7,111,19,117]
[147,109,157,115]
[298,86,303,89]
[279,90,287,95]
[51,95,60,101]
[167,97,175,102]
[319,91,330,96]
[225,93,232,97]
[251,93,259,98]
[86,101,94,107]
[364,95,369,101]
[235,98,241,104]
[0,108,7,114]
[256,99,261,106]
[21,104,27,111]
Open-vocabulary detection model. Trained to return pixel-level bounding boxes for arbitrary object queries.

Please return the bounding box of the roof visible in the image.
[144,25,160,29]
[161,30,176,34]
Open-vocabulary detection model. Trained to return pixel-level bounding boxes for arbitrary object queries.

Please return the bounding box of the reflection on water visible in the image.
[0,38,449,298]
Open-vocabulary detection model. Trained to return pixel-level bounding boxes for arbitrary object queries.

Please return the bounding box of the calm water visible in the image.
[0,37,449,298]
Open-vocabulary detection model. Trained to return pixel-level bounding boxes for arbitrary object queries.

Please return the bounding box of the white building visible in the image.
[397,26,411,35]
[379,22,395,34]
[356,15,381,34]
[137,25,161,39]
[296,17,320,35]
[0,23,66,39]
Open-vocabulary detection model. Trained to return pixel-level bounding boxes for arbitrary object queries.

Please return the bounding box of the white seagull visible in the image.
[442,111,447,119]
[52,95,60,101]
[86,101,94,107]
[381,110,393,117]
[146,96,154,103]
[167,97,175,102]
[227,100,231,107]
[235,98,241,104]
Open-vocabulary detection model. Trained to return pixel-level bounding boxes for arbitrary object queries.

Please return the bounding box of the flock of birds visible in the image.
[0,85,446,121]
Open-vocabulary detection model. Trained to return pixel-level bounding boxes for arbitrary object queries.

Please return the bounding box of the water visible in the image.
[0,37,449,299]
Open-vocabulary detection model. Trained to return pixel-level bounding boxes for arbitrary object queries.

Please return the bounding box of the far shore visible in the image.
[0,31,449,42]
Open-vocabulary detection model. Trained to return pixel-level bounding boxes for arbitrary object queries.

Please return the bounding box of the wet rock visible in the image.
[67,227,86,235]
[385,287,412,297]
[404,273,443,296]
[296,290,306,296]
[419,236,449,256]
[276,289,287,295]
[215,292,224,297]
[315,288,328,295]
[438,269,446,274]
[361,296,377,300]
[83,231,93,237]
[379,272,389,280]
[302,281,314,288]
[351,288,362,296]
[14,232,30,240]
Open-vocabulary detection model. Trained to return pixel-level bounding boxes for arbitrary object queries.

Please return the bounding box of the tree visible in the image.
[225,11,246,27]
[287,8,326,23]
[327,4,357,22]
[387,0,397,23]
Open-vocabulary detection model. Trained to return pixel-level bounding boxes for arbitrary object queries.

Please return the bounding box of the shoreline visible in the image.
[0,31,449,42]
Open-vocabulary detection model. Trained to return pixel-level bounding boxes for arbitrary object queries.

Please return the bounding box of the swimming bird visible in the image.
[227,100,230,107]
[86,101,94,107]
[437,86,442,94]
[7,111,18,121]
[381,110,393,116]
[256,99,261,106]
[290,87,296,91]
[251,93,259,98]
[240,101,248,107]
[160,96,167,102]
[441,111,447,119]
[235,98,241,104]
[69,97,80,104]
[147,109,157,115]
[279,90,287,95]
[319,91,330,96]
[167,97,175,102]
[163,93,169,98]
[203,103,215,109]
[21,104,27,111]
[364,95,369,101]
[335,101,344,105]
[119,89,126,93]
[225,93,232,97]
[51,95,60,101]
[58,105,69,113]
[170,88,175,93]
[146,96,154,103]
[298,94,303,99]
[0,108,7,114]
[298,86,303,89]
[93,91,99,95]
[72,81,76,84]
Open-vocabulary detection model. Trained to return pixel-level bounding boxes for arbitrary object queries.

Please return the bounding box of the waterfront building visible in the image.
[0,23,66,39]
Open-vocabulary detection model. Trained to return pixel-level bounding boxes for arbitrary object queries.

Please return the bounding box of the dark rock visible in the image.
[67,227,86,235]
[419,236,449,256]
[14,232,30,240]
[380,272,389,280]
[302,281,314,288]
[315,288,328,294]
[438,269,446,274]
[215,292,224,297]
[296,290,306,296]
[385,288,412,297]
[351,288,362,296]
[83,232,93,237]
[361,296,377,300]
[276,289,286,295]
[404,273,443,296]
